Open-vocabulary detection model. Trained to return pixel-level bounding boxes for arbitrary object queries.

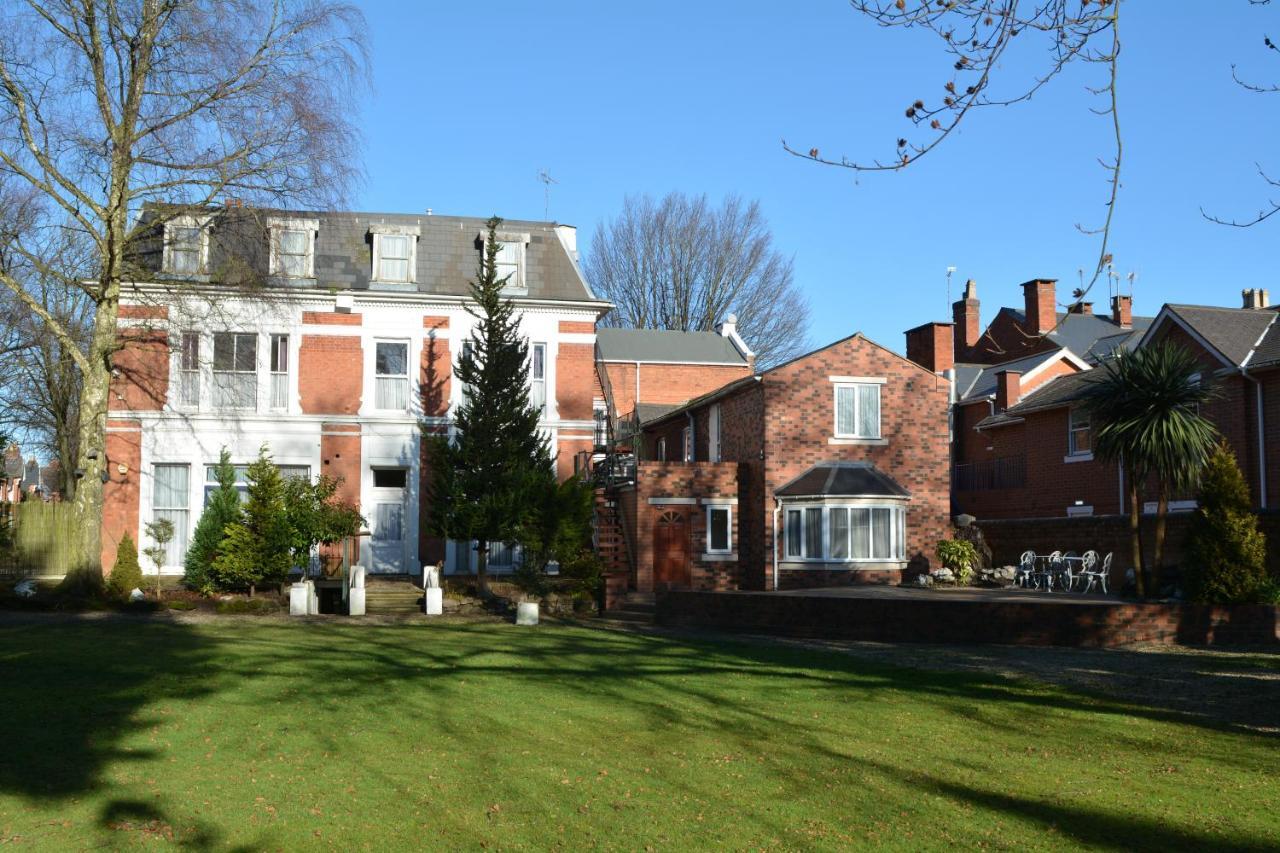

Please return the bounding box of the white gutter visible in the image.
[772,498,781,591]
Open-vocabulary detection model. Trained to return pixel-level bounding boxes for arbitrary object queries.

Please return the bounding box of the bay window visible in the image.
[783,503,906,562]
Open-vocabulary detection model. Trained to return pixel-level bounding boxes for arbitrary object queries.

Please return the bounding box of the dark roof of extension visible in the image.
[130,205,602,303]
[775,462,911,499]
[1161,304,1277,367]
[975,370,1106,429]
[632,402,682,423]
[596,327,748,365]
[1002,308,1152,363]
[953,349,1071,402]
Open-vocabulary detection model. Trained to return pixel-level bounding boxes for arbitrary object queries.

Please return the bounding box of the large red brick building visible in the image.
[597,332,952,592]
[905,277,1280,523]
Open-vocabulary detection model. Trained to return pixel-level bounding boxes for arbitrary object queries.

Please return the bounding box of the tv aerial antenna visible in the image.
[537,169,558,221]
[945,266,956,314]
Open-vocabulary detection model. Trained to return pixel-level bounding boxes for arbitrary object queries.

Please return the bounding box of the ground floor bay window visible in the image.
[783,503,905,563]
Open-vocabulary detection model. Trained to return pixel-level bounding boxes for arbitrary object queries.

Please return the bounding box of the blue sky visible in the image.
[350,1,1280,353]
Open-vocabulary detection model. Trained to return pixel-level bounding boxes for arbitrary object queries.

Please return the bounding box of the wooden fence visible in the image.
[0,501,81,579]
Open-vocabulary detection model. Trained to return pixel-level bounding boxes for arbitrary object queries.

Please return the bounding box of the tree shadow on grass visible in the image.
[0,616,1276,848]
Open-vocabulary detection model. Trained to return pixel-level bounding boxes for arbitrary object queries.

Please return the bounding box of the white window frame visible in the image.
[1067,407,1093,459]
[177,330,200,409]
[268,217,317,279]
[708,403,722,462]
[374,338,411,412]
[530,341,547,417]
[705,504,733,555]
[211,331,258,411]
[162,214,211,275]
[782,503,906,563]
[370,223,420,284]
[481,230,530,294]
[832,381,883,440]
[269,333,290,411]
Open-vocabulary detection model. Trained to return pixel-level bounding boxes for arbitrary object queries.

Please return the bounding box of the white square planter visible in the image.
[424,587,443,616]
[289,583,309,616]
[516,601,539,626]
[348,587,366,616]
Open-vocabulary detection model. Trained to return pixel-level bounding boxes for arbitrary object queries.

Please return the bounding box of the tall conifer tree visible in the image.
[426,217,550,594]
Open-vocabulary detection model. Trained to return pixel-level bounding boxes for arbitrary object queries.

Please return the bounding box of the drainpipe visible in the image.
[1242,368,1268,509]
[772,498,781,591]
[634,361,641,409]
[686,412,696,461]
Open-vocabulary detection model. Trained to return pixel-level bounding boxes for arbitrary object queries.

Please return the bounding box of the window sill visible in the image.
[701,552,737,562]
[273,275,317,288]
[1063,453,1094,463]
[829,437,888,446]
[370,280,418,292]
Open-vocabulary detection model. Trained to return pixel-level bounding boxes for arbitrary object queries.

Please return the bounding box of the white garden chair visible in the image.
[1079,552,1112,595]
[1016,551,1037,588]
[1033,551,1062,591]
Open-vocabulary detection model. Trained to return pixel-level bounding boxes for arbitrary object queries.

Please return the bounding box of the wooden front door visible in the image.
[653,510,691,587]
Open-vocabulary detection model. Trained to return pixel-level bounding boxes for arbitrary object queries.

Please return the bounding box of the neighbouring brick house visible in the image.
[906,276,1280,525]
[598,332,951,593]
[103,204,610,577]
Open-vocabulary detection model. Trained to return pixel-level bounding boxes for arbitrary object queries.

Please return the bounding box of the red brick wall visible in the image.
[320,424,361,506]
[299,335,362,414]
[758,335,952,589]
[625,462,741,593]
[303,311,362,326]
[557,438,593,481]
[601,361,751,419]
[109,329,169,411]
[118,305,169,321]
[420,334,450,417]
[968,307,1060,364]
[557,343,595,421]
[559,321,595,335]
[101,420,142,572]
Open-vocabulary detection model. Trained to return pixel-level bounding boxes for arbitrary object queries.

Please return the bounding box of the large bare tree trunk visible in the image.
[70,271,119,573]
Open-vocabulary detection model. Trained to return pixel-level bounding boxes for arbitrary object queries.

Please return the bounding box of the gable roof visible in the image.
[775,462,910,499]
[595,328,748,365]
[954,348,1088,403]
[132,205,603,304]
[1143,304,1278,367]
[973,369,1106,429]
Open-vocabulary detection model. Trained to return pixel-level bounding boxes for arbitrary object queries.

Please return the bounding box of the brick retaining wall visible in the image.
[657,590,1280,647]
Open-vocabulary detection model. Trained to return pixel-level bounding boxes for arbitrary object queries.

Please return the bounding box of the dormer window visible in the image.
[370,223,419,285]
[479,230,529,294]
[163,215,211,275]
[269,218,317,279]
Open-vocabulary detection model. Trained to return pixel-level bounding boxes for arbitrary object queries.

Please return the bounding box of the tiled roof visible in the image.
[775,462,910,499]
[974,370,1104,429]
[1003,309,1153,363]
[954,349,1069,402]
[1164,305,1277,366]
[596,328,747,365]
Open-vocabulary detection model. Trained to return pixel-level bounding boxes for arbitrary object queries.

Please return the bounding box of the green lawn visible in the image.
[0,619,1275,850]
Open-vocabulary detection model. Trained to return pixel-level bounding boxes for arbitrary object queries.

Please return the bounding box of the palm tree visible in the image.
[1082,342,1218,596]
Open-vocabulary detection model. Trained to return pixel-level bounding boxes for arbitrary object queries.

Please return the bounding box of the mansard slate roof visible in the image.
[595,328,749,365]
[775,462,910,499]
[131,205,600,303]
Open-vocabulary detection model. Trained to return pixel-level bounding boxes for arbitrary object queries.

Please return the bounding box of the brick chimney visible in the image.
[1242,288,1271,310]
[905,322,954,374]
[951,279,980,362]
[995,370,1021,412]
[1022,279,1057,335]
[1111,294,1132,328]
[1067,301,1093,316]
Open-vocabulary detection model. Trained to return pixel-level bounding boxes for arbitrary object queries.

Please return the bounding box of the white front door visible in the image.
[367,467,408,574]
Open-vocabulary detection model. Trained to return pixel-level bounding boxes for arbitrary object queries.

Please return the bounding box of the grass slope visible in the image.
[0,620,1275,850]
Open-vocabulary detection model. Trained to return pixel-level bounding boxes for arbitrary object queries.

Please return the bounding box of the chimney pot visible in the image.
[995,370,1021,412]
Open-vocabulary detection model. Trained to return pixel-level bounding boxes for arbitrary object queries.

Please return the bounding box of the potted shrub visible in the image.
[935,539,978,586]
